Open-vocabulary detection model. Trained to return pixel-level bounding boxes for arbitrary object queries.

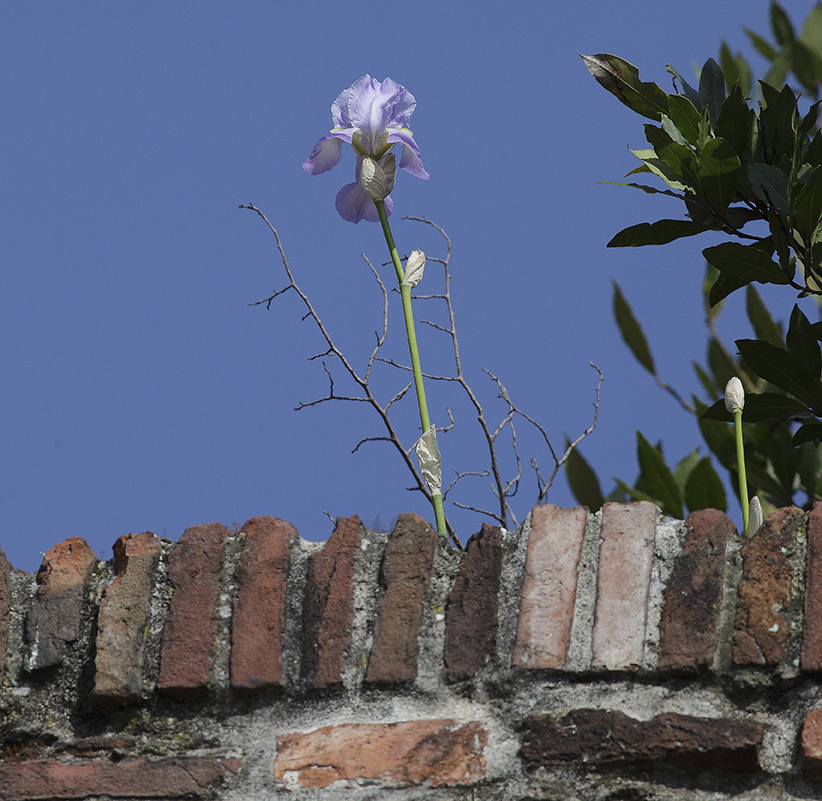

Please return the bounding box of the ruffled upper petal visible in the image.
[302,134,344,175]
[387,129,429,179]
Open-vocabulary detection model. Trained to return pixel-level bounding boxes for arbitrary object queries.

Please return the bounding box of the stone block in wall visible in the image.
[659,509,735,674]
[444,522,503,680]
[230,516,296,692]
[366,513,437,684]
[157,522,228,697]
[733,506,805,667]
[591,501,656,671]
[0,545,11,682]
[512,505,587,670]
[802,708,822,776]
[273,719,488,789]
[24,536,96,672]
[91,531,160,708]
[802,503,822,671]
[522,709,763,772]
[0,756,241,800]
[301,515,360,690]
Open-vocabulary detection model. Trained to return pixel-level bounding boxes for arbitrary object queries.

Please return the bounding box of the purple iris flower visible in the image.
[303,75,429,223]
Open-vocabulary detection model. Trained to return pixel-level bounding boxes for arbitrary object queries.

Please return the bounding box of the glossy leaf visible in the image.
[700,392,809,423]
[613,283,655,374]
[793,423,822,445]
[644,125,699,188]
[564,442,604,512]
[636,432,683,519]
[697,137,741,213]
[709,271,748,306]
[736,338,822,411]
[794,166,822,242]
[698,58,726,126]
[748,162,791,216]
[684,457,727,513]
[582,54,669,121]
[703,241,789,285]
[608,219,711,247]
[667,94,701,146]
[746,284,784,348]
[786,305,822,380]
[715,83,753,161]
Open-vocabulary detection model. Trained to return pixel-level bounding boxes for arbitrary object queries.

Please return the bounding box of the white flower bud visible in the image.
[360,153,396,202]
[415,424,442,496]
[402,249,426,288]
[748,496,763,537]
[724,377,745,414]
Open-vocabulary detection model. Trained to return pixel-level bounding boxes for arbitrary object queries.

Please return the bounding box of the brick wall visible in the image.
[2,502,822,799]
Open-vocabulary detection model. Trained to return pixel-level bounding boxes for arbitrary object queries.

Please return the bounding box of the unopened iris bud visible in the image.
[747,496,763,538]
[360,153,396,202]
[724,377,745,414]
[402,249,426,288]
[415,424,442,496]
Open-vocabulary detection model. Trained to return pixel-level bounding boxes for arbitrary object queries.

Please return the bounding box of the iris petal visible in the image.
[335,181,394,224]
[386,130,429,179]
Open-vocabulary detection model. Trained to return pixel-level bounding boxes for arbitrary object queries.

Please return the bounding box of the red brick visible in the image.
[445,523,503,680]
[802,503,822,671]
[592,502,656,671]
[230,516,297,691]
[157,523,228,696]
[366,513,437,684]
[802,708,822,775]
[91,532,160,708]
[301,515,360,689]
[513,505,587,670]
[0,546,12,682]
[0,756,240,800]
[25,537,96,671]
[522,709,762,772]
[733,507,804,666]
[659,509,735,674]
[274,720,487,789]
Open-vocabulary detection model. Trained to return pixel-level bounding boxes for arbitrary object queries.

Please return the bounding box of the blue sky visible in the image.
[3,1,799,571]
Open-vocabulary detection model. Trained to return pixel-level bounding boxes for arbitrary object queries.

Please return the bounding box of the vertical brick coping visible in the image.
[91,531,160,708]
[230,516,297,691]
[25,536,96,672]
[513,505,587,670]
[301,515,361,689]
[658,509,736,674]
[273,720,488,789]
[365,513,437,684]
[592,501,657,671]
[157,522,228,696]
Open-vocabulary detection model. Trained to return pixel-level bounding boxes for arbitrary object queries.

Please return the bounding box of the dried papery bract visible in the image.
[402,249,425,289]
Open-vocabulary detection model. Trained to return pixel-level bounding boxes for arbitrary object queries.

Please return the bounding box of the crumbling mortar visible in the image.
[781,514,809,681]
[211,531,246,698]
[495,514,531,678]
[141,536,176,697]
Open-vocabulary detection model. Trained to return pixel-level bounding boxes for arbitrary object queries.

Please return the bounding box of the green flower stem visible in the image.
[733,408,750,536]
[374,200,447,537]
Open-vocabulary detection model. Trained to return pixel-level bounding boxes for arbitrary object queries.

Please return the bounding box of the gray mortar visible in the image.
[566,507,603,672]
[142,536,175,696]
[781,516,808,680]
[495,514,531,676]
[713,530,743,675]
[212,530,246,696]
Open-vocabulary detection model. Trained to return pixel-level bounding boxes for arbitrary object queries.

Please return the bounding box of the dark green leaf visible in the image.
[746,284,784,347]
[666,64,701,109]
[614,478,659,505]
[684,457,727,513]
[736,338,822,410]
[715,84,754,161]
[748,162,791,216]
[609,219,711,247]
[703,241,789,285]
[698,58,726,126]
[582,54,670,121]
[599,181,682,198]
[744,27,778,61]
[786,305,822,379]
[697,137,741,213]
[644,125,699,189]
[666,95,701,146]
[794,423,822,445]
[805,132,822,170]
[770,1,796,48]
[719,42,753,98]
[794,166,822,242]
[612,282,655,374]
[700,392,810,422]
[708,337,738,394]
[696,397,737,472]
[673,449,701,495]
[564,441,604,512]
[636,431,683,519]
[709,271,748,306]
[693,360,719,398]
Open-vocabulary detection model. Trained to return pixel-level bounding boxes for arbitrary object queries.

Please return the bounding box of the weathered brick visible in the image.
[522,709,762,772]
[0,545,12,682]
[301,515,360,689]
[512,505,587,670]
[25,537,96,672]
[230,516,297,691]
[157,522,227,696]
[592,502,656,671]
[659,509,735,674]
[91,531,160,708]
[802,708,822,775]
[0,756,241,800]
[802,503,822,671]
[445,523,503,680]
[733,506,805,667]
[274,719,487,789]
[365,513,437,684]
